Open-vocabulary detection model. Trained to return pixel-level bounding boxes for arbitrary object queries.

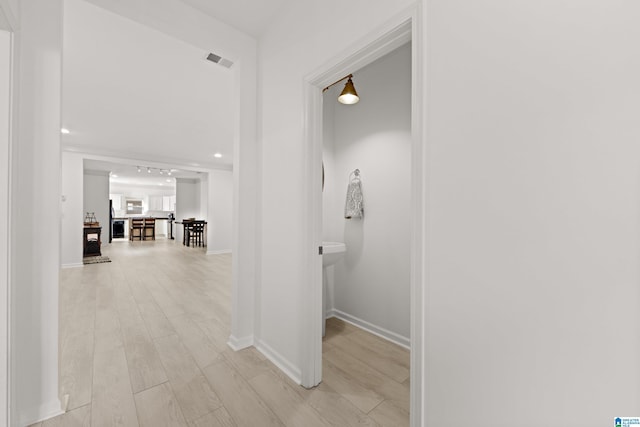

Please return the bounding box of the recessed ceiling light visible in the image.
[60,128,70,134]
[112,174,118,178]
[158,183,163,186]
[147,167,151,174]
[137,166,141,173]
[166,179,171,183]
[214,153,222,158]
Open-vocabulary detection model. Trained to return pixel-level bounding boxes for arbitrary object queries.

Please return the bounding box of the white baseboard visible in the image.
[255,339,302,385]
[327,309,410,350]
[227,334,253,351]
[206,249,232,256]
[61,262,83,269]
[20,399,64,427]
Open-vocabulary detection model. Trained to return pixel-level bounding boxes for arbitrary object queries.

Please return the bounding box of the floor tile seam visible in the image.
[187,408,224,427]
[238,370,289,427]
[110,312,151,401]
[192,315,229,345]
[164,375,225,421]
[364,396,387,415]
[137,283,177,338]
[327,344,408,386]
[246,366,338,427]
[131,378,171,397]
[323,347,406,397]
[322,358,386,408]
[151,333,220,395]
[347,330,411,360]
[68,277,98,418]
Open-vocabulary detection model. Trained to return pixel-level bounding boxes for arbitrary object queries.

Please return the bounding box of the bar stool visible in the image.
[143,218,155,240]
[130,218,144,241]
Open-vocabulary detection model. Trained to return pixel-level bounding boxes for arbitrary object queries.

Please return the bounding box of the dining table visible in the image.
[175,219,207,247]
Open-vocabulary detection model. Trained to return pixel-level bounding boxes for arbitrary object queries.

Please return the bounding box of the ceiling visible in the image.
[0,7,10,31]
[62,0,235,170]
[176,0,290,38]
[85,159,204,189]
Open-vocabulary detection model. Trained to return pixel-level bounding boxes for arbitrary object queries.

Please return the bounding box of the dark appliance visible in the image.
[112,220,125,239]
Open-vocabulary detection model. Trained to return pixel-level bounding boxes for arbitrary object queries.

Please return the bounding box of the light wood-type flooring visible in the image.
[31,239,409,426]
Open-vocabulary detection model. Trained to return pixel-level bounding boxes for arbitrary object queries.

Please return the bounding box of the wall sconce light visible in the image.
[323,73,360,105]
[338,76,359,105]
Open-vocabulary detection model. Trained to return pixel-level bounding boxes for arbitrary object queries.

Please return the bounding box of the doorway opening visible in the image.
[320,40,412,424]
[302,7,424,427]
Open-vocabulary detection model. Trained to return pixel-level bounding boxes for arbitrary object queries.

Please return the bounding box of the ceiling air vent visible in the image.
[206,52,233,69]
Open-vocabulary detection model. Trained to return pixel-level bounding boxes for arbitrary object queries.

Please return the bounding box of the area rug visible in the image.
[83,256,112,265]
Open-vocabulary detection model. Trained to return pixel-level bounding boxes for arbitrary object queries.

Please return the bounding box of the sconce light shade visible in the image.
[338,77,359,105]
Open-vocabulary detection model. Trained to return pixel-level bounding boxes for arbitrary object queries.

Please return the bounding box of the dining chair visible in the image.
[188,221,205,247]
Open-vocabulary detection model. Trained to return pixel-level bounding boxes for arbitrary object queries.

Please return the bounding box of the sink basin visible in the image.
[322,241,346,267]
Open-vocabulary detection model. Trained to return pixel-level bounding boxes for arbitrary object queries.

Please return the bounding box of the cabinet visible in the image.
[162,195,175,212]
[110,194,122,210]
[148,195,163,211]
[83,226,102,257]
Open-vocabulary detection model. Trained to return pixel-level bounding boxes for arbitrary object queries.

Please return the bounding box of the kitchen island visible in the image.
[112,217,173,240]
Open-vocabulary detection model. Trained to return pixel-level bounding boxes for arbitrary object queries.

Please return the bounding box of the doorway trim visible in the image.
[0,3,15,424]
[301,5,425,426]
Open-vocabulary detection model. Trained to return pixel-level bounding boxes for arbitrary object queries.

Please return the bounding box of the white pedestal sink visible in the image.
[322,242,346,337]
[322,241,346,266]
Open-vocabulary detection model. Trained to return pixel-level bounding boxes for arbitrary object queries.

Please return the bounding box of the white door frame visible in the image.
[0,2,16,425]
[301,6,425,426]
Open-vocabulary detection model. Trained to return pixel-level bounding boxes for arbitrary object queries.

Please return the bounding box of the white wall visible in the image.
[199,174,208,220]
[61,152,84,267]
[83,169,109,236]
[1,0,17,28]
[207,169,233,254]
[425,0,640,425]
[11,0,63,424]
[0,27,11,427]
[175,177,201,242]
[110,183,175,199]
[258,0,415,381]
[323,43,411,343]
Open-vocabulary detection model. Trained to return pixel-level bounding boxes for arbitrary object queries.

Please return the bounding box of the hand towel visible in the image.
[344,179,364,219]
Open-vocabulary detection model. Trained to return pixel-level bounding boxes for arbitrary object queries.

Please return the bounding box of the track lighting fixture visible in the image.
[323,73,360,105]
[136,166,178,177]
